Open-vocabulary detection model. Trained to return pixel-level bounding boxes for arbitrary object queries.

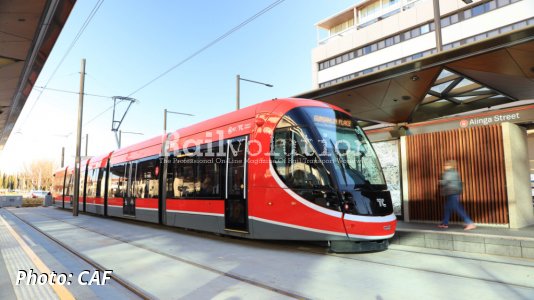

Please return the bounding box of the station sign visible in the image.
[366,105,534,141]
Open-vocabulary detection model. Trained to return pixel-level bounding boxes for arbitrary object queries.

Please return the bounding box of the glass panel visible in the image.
[108,164,127,198]
[171,155,196,198]
[303,108,386,186]
[360,1,381,19]
[420,24,430,34]
[134,158,159,199]
[454,78,476,90]
[85,169,94,198]
[441,17,450,27]
[227,140,245,198]
[197,150,221,197]
[431,81,453,93]
[450,14,459,24]
[471,4,487,17]
[373,140,401,215]
[383,0,399,8]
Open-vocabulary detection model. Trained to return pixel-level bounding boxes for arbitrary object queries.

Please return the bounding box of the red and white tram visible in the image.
[53,98,396,252]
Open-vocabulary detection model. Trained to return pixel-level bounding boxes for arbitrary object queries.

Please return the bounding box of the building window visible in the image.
[330,18,354,35]
[450,14,459,25]
[420,24,430,34]
[411,27,420,38]
[441,17,451,27]
[383,0,400,8]
[471,3,488,17]
[360,1,381,19]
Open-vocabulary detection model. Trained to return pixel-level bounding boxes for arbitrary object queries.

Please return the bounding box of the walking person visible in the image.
[438,160,476,230]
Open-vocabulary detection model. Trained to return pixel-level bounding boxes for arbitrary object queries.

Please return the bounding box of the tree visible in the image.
[22,160,56,190]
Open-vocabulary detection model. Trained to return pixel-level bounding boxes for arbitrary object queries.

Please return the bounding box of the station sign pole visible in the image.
[73,58,86,216]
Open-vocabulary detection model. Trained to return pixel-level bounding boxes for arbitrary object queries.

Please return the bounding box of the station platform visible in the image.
[393,220,534,259]
[1,206,534,299]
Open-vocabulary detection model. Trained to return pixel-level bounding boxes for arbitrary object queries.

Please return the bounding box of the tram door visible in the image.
[123,162,137,216]
[225,137,248,232]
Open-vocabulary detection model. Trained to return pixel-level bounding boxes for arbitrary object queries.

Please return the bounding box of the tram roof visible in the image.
[0,0,75,152]
[296,26,534,127]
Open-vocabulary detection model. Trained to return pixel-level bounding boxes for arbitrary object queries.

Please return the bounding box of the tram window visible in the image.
[172,155,196,198]
[109,164,127,198]
[197,150,221,198]
[272,129,330,190]
[79,171,85,197]
[98,168,106,198]
[66,175,74,196]
[134,158,159,199]
[166,143,226,199]
[86,169,95,198]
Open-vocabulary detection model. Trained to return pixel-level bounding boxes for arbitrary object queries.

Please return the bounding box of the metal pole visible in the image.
[119,130,122,148]
[85,134,88,156]
[164,109,167,133]
[236,74,240,110]
[61,147,65,168]
[73,58,86,217]
[433,0,443,53]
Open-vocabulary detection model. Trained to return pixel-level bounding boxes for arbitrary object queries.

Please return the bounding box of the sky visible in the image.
[0,0,360,173]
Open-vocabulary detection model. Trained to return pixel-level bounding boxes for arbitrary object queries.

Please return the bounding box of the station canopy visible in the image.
[297,26,534,128]
[0,0,74,151]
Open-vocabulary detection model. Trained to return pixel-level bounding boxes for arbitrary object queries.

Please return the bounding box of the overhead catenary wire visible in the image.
[33,86,111,99]
[18,0,106,129]
[83,0,285,127]
[126,0,285,97]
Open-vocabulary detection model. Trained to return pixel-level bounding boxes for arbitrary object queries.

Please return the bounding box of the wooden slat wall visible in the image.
[406,125,508,224]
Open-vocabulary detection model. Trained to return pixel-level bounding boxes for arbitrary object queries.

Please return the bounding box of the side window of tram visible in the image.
[133,159,159,199]
[66,175,74,195]
[272,129,328,189]
[172,155,196,198]
[197,149,222,198]
[85,169,95,198]
[108,164,127,198]
[167,147,225,199]
[97,168,106,198]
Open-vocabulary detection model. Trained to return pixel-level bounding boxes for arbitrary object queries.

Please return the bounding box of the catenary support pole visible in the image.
[73,59,86,217]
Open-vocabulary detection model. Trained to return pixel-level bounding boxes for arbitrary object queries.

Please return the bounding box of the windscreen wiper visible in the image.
[329,140,348,186]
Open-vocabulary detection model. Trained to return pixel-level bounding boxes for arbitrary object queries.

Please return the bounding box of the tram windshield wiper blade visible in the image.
[329,139,348,186]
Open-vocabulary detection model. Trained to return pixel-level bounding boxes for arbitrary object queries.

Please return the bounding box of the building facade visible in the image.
[308,0,534,228]
[312,0,534,89]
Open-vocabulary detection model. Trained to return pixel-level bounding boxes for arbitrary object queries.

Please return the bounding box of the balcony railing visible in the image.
[318,0,427,45]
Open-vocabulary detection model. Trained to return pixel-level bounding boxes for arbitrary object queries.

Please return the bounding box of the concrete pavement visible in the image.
[1,207,533,299]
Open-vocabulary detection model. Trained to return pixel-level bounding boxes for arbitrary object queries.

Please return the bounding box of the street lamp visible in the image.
[118,130,143,148]
[164,109,194,134]
[236,74,273,110]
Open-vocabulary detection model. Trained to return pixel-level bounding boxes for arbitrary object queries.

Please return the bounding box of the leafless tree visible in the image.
[22,160,56,190]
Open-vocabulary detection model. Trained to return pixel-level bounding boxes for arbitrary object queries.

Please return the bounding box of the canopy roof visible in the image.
[0,0,75,151]
[297,26,534,127]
